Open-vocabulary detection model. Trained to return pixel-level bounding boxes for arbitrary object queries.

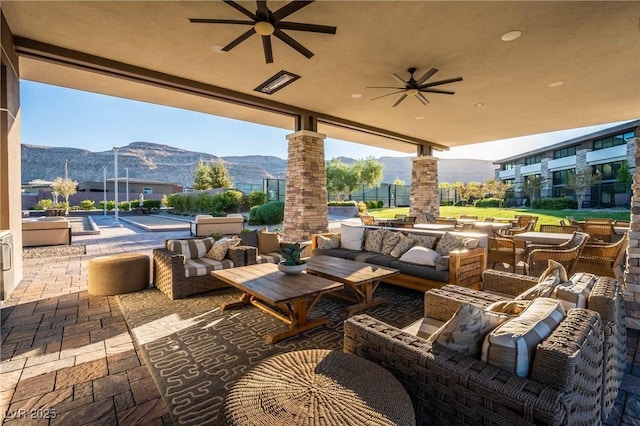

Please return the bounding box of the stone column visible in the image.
[409,156,439,220]
[624,129,640,330]
[282,130,328,242]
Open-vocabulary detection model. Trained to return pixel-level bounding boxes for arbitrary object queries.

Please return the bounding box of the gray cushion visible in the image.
[365,254,398,268]
[345,251,376,261]
[313,248,360,259]
[390,260,449,282]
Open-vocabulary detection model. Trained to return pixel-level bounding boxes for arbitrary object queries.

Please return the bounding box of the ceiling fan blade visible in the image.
[223,1,258,20]
[222,27,256,51]
[419,77,463,88]
[370,90,406,101]
[189,18,255,25]
[273,1,314,21]
[416,68,438,85]
[278,21,337,34]
[420,88,455,95]
[393,94,408,107]
[366,86,405,89]
[416,93,430,105]
[262,35,273,63]
[391,73,406,85]
[273,28,313,58]
[256,1,269,18]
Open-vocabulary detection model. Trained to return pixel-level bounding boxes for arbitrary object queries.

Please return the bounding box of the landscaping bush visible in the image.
[79,199,96,210]
[141,199,162,209]
[532,197,578,210]
[213,190,243,212]
[118,201,130,211]
[34,199,53,210]
[167,191,241,214]
[248,201,284,225]
[328,201,358,206]
[98,200,116,211]
[248,191,268,207]
[365,200,384,209]
[474,198,502,208]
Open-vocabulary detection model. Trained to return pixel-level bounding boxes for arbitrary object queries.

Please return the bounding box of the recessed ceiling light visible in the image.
[475,103,484,107]
[501,30,522,42]
[415,116,425,120]
[548,81,565,88]
[350,93,363,99]
[210,44,227,53]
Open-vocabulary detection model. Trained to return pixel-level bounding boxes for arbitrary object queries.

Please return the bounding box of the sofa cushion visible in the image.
[399,247,440,266]
[410,234,437,249]
[538,259,569,284]
[428,303,510,358]
[364,228,385,253]
[184,257,235,277]
[240,227,266,248]
[257,230,281,254]
[380,230,401,255]
[435,255,450,272]
[256,252,283,264]
[345,251,378,262]
[364,254,398,268]
[552,272,597,310]
[435,232,466,256]
[317,234,341,250]
[481,297,565,377]
[341,225,365,250]
[312,248,359,259]
[390,260,449,282]
[166,238,215,260]
[205,237,241,261]
[515,274,561,300]
[486,300,531,316]
[390,233,415,257]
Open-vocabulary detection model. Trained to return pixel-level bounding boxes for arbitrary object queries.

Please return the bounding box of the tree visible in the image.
[325,157,383,201]
[392,177,405,186]
[521,175,542,205]
[454,181,482,205]
[617,161,632,193]
[565,168,602,209]
[51,176,77,206]
[209,160,234,188]
[192,160,212,190]
[484,178,511,207]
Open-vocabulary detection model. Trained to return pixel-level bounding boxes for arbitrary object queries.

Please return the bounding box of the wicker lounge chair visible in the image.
[575,233,628,280]
[539,224,581,233]
[524,231,589,277]
[487,234,525,272]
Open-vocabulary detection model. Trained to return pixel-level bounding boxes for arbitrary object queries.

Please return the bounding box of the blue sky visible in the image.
[20,80,626,161]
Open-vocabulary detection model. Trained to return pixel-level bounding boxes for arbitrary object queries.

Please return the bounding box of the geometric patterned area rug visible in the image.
[117,284,424,425]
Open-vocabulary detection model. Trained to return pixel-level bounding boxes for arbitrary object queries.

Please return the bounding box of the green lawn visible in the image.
[367,206,630,230]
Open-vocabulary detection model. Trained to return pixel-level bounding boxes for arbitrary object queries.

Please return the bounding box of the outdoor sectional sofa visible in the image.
[311,224,488,292]
[344,269,626,425]
[22,217,72,247]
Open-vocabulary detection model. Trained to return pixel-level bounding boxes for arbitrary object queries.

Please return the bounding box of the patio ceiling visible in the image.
[2,1,639,154]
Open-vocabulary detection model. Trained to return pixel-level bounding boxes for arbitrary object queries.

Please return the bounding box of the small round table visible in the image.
[222,349,415,426]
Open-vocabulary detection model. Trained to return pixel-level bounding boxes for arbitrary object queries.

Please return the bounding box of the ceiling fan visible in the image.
[368,67,463,107]
[189,1,337,64]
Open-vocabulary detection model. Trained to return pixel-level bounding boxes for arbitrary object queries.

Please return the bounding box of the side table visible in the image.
[228,245,258,267]
[222,349,415,425]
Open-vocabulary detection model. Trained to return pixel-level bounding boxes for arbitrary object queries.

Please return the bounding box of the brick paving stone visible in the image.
[59,340,104,359]
[62,319,101,337]
[50,397,116,426]
[55,358,108,390]
[116,397,168,425]
[60,331,90,351]
[130,376,160,405]
[75,348,107,365]
[8,387,73,414]
[21,356,75,381]
[114,391,136,412]
[0,370,22,392]
[126,365,151,383]
[0,357,26,373]
[12,371,56,402]
[93,372,130,400]
[108,354,140,375]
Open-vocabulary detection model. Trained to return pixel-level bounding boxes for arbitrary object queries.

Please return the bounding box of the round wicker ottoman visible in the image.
[87,253,150,296]
[222,349,415,426]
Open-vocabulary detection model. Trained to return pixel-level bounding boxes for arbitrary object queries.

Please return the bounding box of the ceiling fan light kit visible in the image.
[368,67,463,107]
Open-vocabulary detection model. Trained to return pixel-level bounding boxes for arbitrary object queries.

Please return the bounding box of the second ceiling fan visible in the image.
[189,1,337,64]
[369,67,463,107]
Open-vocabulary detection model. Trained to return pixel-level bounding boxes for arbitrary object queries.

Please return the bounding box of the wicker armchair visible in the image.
[575,233,628,280]
[497,220,534,237]
[539,224,581,233]
[487,235,525,272]
[359,213,381,226]
[583,221,614,243]
[524,232,590,277]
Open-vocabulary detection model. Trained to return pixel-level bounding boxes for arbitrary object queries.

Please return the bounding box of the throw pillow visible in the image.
[515,273,561,300]
[380,230,401,255]
[257,230,281,254]
[340,224,366,251]
[399,246,440,266]
[435,255,450,272]
[552,272,597,310]
[537,259,569,284]
[428,303,509,358]
[205,237,241,261]
[166,237,215,260]
[317,234,341,250]
[364,228,386,253]
[411,234,437,249]
[390,233,415,257]
[463,238,479,249]
[486,300,531,316]
[240,226,266,248]
[481,297,565,377]
[435,232,466,256]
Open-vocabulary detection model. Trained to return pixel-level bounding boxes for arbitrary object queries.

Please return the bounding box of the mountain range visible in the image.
[21,142,496,187]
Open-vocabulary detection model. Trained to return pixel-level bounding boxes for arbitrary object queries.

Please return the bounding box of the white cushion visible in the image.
[399,246,440,266]
[340,225,365,251]
[481,298,565,377]
[552,272,597,310]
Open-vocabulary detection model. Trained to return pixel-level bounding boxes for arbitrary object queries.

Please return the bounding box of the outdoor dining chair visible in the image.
[524,232,590,277]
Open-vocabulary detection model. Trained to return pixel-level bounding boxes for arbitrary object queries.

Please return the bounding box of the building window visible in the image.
[143,187,153,194]
[592,131,634,150]
[592,161,622,181]
[553,146,577,159]
[552,169,574,198]
[524,154,542,166]
[502,161,516,170]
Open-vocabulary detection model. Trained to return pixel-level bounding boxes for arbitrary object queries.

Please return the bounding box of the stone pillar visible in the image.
[282,130,328,242]
[409,156,439,220]
[624,129,640,330]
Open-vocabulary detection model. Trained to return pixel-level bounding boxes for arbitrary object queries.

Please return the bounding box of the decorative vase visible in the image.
[278,262,307,275]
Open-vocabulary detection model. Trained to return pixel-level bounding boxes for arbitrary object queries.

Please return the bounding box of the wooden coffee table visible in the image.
[211,263,343,343]
[305,255,399,316]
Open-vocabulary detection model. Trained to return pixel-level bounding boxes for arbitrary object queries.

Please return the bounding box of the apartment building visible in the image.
[494,120,638,208]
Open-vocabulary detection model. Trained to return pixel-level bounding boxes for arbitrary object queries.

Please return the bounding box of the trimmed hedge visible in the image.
[328,201,358,206]
[248,201,284,225]
[474,198,502,208]
[531,197,578,210]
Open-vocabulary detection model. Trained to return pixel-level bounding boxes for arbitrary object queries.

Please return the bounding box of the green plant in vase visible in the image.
[278,242,307,274]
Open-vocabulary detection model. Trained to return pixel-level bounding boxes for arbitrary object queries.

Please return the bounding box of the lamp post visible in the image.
[103,166,107,217]
[125,167,130,211]
[113,147,121,226]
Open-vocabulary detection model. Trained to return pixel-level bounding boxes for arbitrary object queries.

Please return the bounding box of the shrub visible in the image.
[248,191,268,207]
[532,197,578,210]
[98,200,116,211]
[210,210,227,217]
[248,201,284,225]
[79,199,96,210]
[248,206,261,225]
[213,190,243,212]
[142,199,162,209]
[474,198,502,208]
[118,201,130,211]
[34,199,53,210]
[327,201,357,206]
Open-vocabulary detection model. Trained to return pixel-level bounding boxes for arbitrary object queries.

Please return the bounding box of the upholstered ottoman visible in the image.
[88,253,150,296]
